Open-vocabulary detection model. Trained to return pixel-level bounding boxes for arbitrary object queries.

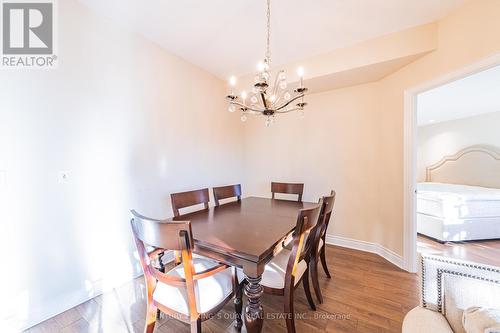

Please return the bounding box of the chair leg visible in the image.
[320,245,331,278]
[284,287,296,333]
[310,256,323,304]
[190,318,201,333]
[302,267,316,311]
[234,282,244,330]
[144,303,157,333]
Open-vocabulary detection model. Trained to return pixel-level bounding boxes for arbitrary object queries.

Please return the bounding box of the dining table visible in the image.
[170,196,318,333]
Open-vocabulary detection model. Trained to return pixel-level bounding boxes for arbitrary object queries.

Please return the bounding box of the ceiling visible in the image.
[307,52,430,94]
[417,64,500,126]
[79,0,465,78]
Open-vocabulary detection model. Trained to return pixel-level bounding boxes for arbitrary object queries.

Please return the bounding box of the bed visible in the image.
[417,145,500,242]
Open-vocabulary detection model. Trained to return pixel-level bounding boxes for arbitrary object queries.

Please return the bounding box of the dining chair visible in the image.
[213,184,242,206]
[130,210,243,333]
[271,182,304,202]
[171,188,210,217]
[254,203,322,333]
[309,191,336,304]
[170,188,221,271]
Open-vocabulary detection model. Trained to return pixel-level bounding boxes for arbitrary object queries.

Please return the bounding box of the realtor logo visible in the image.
[1,0,57,68]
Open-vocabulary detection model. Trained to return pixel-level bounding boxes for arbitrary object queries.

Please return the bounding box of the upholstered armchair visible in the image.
[403,254,500,333]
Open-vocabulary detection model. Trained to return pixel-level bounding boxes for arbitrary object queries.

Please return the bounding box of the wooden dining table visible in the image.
[170,196,318,333]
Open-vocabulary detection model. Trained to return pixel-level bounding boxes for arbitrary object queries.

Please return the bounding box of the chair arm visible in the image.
[151,269,186,287]
[193,263,230,280]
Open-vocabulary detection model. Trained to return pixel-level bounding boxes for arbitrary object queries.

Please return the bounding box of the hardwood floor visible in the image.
[417,234,500,267]
[26,245,419,333]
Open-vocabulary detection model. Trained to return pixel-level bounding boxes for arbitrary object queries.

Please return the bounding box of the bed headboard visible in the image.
[425,145,500,188]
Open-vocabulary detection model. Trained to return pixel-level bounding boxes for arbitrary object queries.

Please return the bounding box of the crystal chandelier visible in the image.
[226,0,308,126]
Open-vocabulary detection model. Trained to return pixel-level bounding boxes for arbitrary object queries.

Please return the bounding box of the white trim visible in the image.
[403,52,500,273]
[403,90,418,273]
[326,234,404,269]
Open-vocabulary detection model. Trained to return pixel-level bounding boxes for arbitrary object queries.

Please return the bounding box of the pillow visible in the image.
[442,273,500,333]
[462,307,500,333]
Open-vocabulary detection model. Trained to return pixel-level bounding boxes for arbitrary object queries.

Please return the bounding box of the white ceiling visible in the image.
[307,52,429,94]
[417,65,500,126]
[79,0,465,78]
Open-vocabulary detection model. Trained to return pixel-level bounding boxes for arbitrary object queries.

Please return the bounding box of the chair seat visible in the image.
[153,258,233,315]
[402,307,453,333]
[260,248,307,289]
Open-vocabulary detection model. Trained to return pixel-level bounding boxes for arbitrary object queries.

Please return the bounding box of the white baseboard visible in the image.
[325,234,404,270]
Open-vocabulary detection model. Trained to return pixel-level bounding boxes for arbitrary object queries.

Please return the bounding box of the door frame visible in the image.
[403,52,500,273]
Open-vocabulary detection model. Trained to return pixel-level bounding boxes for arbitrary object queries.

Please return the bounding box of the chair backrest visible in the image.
[285,202,322,287]
[213,184,242,206]
[319,190,336,239]
[271,182,304,202]
[170,188,210,217]
[130,210,199,318]
[310,191,336,256]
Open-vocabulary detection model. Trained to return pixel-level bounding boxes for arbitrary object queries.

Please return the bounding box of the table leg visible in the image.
[244,274,264,333]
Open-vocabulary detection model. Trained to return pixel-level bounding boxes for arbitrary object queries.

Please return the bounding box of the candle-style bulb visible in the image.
[297,67,304,88]
[229,76,237,87]
[297,66,304,77]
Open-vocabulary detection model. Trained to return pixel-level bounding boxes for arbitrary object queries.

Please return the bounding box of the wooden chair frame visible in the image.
[249,203,322,333]
[271,182,304,202]
[309,191,336,304]
[170,188,210,218]
[130,210,242,333]
[213,184,242,206]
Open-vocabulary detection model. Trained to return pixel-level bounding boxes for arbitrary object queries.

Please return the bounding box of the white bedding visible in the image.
[417,182,500,219]
[417,182,500,242]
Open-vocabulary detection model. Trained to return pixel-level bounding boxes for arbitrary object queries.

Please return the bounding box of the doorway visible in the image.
[403,54,500,273]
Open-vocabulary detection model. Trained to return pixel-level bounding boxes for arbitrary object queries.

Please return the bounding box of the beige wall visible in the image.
[0,0,243,330]
[379,0,500,254]
[417,111,500,182]
[377,0,500,254]
[243,0,500,257]
[242,83,381,242]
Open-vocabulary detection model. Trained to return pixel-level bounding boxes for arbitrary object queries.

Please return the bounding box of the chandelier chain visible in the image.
[266,0,271,66]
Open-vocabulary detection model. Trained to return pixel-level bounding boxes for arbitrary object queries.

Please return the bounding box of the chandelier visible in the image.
[225,0,308,126]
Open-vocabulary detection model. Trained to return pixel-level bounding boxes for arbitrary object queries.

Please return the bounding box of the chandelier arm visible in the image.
[247,110,264,115]
[275,107,303,114]
[230,101,265,113]
[272,95,281,108]
[275,94,305,111]
[260,92,268,109]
